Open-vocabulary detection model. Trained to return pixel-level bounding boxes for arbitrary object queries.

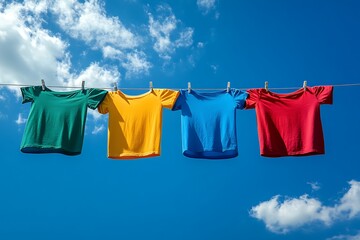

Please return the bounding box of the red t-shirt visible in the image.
[246,86,333,157]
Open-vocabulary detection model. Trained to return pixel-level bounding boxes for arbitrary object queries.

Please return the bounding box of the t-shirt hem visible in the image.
[107,152,160,160]
[260,149,325,157]
[21,146,81,156]
[183,149,238,159]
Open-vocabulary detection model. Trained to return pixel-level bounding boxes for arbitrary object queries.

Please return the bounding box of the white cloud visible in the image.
[197,0,216,14]
[122,51,152,78]
[148,6,176,57]
[64,62,120,88]
[51,0,150,76]
[88,109,104,121]
[327,232,360,240]
[52,0,138,50]
[250,180,360,234]
[197,42,205,48]
[1,0,197,88]
[175,27,194,48]
[335,180,360,219]
[92,124,104,135]
[0,1,120,95]
[102,47,151,77]
[102,45,123,59]
[250,194,332,234]
[0,92,7,120]
[307,181,321,191]
[23,0,51,16]
[0,1,67,89]
[148,4,194,60]
[15,113,27,125]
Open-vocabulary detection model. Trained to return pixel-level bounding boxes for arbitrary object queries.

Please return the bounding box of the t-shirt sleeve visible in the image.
[97,94,111,114]
[159,89,180,109]
[171,90,184,111]
[313,86,333,104]
[87,88,108,110]
[245,89,259,109]
[233,89,248,109]
[21,86,39,104]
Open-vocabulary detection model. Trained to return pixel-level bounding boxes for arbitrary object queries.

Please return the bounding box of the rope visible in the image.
[0,82,360,91]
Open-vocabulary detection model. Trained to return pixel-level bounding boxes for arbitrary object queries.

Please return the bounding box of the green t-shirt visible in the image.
[20,86,108,155]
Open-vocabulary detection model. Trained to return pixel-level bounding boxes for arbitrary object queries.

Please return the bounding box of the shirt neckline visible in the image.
[263,87,306,98]
[117,89,153,99]
[186,89,228,97]
[44,86,83,95]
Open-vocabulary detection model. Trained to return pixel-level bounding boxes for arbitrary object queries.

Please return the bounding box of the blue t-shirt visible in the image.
[172,89,248,159]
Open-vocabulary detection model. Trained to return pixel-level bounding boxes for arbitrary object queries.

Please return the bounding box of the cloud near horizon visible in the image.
[250,180,360,234]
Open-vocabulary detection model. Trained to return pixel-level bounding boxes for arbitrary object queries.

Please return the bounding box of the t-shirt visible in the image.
[20,86,107,155]
[245,86,333,157]
[97,89,179,159]
[172,89,248,159]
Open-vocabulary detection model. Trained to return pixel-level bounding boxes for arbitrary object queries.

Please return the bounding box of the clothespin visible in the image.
[81,81,85,91]
[226,82,231,93]
[303,80,307,91]
[41,79,46,91]
[113,82,118,91]
[265,81,269,92]
[149,81,153,90]
[188,82,191,93]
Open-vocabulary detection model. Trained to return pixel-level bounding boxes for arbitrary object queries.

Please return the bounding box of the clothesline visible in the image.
[19,85,335,158]
[0,82,360,91]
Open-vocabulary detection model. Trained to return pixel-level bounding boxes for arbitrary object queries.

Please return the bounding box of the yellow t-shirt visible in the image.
[98,89,179,159]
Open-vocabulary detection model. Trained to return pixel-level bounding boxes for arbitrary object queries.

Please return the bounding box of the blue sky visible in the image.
[0,0,360,239]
